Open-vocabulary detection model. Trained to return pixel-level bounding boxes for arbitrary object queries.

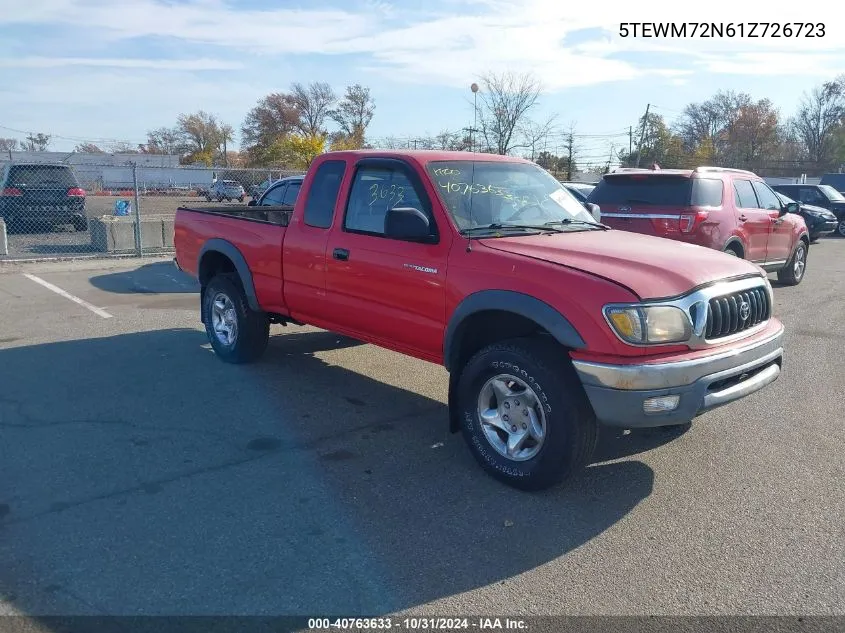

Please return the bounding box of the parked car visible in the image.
[561,182,595,203]
[206,180,245,202]
[587,166,810,285]
[249,178,275,199]
[247,175,303,207]
[819,173,845,195]
[770,183,845,238]
[0,162,88,232]
[772,191,838,242]
[174,150,785,491]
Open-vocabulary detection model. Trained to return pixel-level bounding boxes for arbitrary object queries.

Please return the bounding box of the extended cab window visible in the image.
[282,182,301,205]
[751,181,781,210]
[344,166,425,235]
[304,161,346,228]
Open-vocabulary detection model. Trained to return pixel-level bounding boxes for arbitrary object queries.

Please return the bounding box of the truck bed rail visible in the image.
[176,205,292,227]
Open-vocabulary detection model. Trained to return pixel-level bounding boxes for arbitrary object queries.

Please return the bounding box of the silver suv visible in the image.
[207,180,245,202]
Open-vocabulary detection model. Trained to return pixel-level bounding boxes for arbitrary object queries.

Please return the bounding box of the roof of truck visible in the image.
[322,149,533,163]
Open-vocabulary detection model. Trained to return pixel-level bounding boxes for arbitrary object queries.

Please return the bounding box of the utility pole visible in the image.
[635,104,650,167]
[605,144,615,174]
[565,133,574,181]
[629,126,633,159]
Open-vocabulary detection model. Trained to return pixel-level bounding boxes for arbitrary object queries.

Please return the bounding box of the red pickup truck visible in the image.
[174,150,785,491]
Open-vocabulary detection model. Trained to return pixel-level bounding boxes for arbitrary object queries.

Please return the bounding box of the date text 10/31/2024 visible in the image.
[307,617,529,630]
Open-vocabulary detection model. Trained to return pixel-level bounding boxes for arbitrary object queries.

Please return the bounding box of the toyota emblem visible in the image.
[739,301,750,321]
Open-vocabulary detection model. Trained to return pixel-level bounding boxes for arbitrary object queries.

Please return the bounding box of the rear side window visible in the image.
[304,160,346,229]
[587,175,693,206]
[7,165,78,188]
[260,184,286,206]
[690,178,723,206]
[751,181,781,211]
[733,179,758,208]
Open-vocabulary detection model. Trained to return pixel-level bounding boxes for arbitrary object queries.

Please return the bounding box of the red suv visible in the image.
[587,166,810,285]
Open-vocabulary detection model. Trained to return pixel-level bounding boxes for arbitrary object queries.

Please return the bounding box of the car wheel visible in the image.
[838,220,845,237]
[202,273,270,364]
[777,241,808,286]
[72,216,88,232]
[455,336,598,491]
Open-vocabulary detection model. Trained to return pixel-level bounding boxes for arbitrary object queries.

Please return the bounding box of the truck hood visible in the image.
[479,230,764,300]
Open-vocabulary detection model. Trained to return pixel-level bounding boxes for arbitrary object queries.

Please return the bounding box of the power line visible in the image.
[0,123,146,147]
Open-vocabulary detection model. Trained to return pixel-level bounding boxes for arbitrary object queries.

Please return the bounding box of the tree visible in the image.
[177,110,224,155]
[22,133,51,151]
[141,127,185,155]
[790,76,845,167]
[517,115,557,161]
[220,123,234,167]
[0,138,19,152]
[291,82,337,137]
[676,90,752,163]
[475,71,542,155]
[329,84,376,147]
[107,141,138,154]
[241,93,300,161]
[280,133,327,168]
[620,114,685,168]
[74,142,103,153]
[728,99,781,169]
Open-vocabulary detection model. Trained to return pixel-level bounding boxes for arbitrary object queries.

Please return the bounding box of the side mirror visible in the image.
[584,202,601,222]
[783,202,799,215]
[247,199,257,207]
[384,207,435,242]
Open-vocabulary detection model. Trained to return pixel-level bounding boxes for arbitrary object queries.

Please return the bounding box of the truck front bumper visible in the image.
[572,325,784,428]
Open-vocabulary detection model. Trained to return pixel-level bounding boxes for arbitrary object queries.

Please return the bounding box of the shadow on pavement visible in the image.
[88,262,199,294]
[0,328,657,618]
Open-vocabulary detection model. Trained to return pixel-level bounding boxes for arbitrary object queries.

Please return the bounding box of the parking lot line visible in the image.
[22,273,113,319]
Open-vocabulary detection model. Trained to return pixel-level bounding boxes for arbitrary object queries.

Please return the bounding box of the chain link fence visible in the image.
[0,161,303,260]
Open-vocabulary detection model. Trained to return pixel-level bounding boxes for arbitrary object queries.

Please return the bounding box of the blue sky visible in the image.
[0,0,843,166]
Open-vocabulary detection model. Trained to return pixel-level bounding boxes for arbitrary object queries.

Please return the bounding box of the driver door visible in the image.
[323,158,451,360]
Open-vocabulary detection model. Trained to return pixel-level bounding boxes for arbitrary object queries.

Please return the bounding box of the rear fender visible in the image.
[198,239,261,319]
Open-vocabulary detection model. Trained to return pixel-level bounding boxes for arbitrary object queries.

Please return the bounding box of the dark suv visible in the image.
[770,183,845,238]
[587,166,811,285]
[0,163,88,232]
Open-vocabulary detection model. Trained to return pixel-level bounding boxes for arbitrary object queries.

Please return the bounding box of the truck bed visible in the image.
[174,205,289,315]
[176,205,293,226]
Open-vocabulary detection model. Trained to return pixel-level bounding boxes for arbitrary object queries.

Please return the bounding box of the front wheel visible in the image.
[455,337,598,491]
[202,274,269,363]
[777,241,808,286]
[838,220,845,238]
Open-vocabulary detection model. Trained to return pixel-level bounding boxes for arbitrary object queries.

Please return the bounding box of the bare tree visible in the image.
[790,76,845,166]
[142,127,185,155]
[107,141,138,154]
[21,133,51,151]
[291,81,337,137]
[74,142,103,153]
[475,71,542,155]
[177,110,224,155]
[329,84,376,146]
[0,138,19,152]
[516,115,558,161]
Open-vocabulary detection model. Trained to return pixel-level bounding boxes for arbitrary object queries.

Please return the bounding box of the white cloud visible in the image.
[5,0,841,92]
[0,57,243,70]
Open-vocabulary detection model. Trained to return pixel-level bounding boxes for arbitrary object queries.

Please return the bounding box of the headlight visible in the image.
[605,305,691,344]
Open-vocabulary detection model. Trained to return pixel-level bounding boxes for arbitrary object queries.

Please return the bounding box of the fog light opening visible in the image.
[643,395,681,414]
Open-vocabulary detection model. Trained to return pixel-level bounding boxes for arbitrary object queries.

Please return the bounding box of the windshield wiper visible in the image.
[543,219,610,231]
[459,223,567,236]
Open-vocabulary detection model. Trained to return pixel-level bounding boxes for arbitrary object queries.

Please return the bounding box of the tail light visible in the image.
[67,187,86,197]
[679,210,709,233]
[1,187,22,196]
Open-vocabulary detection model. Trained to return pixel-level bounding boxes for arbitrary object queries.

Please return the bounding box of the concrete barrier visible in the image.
[0,218,7,256]
[90,216,173,253]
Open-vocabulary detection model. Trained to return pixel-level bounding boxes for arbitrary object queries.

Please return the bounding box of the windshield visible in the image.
[775,191,795,204]
[426,160,594,231]
[819,185,845,201]
[7,165,78,188]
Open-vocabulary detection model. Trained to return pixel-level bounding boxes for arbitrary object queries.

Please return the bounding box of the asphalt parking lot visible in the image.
[0,241,843,620]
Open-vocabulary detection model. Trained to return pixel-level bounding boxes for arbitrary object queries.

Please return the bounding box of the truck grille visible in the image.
[702,286,770,340]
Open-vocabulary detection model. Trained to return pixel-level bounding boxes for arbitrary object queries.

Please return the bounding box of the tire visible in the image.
[838,220,845,238]
[455,336,598,491]
[202,273,269,364]
[777,240,808,286]
[72,216,88,232]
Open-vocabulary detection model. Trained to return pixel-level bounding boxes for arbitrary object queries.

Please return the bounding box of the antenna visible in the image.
[466,160,476,252]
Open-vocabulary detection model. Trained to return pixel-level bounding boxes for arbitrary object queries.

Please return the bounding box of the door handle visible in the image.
[738,214,747,222]
[332,248,349,261]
